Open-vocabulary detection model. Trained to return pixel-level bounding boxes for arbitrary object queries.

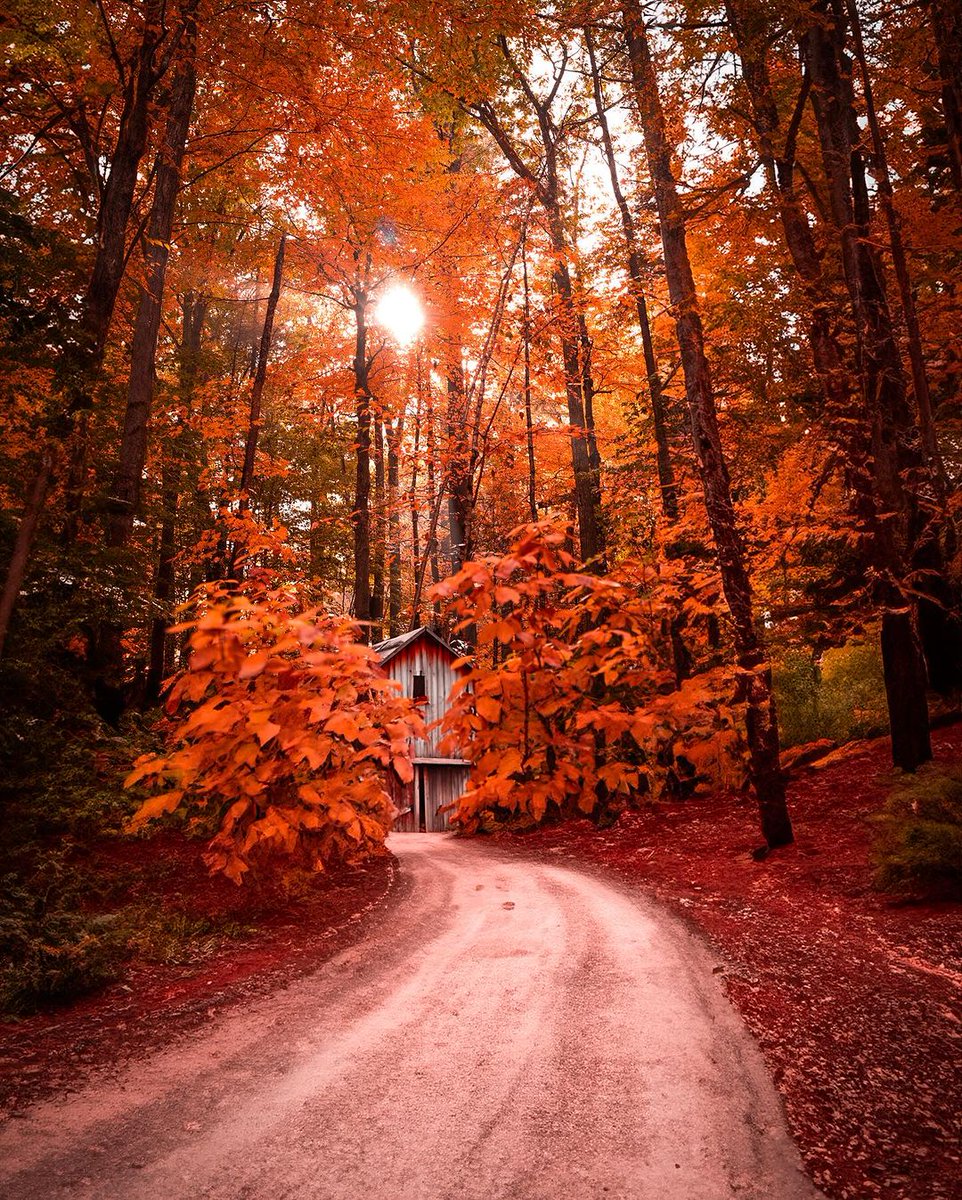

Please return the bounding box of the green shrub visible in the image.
[772,651,823,747]
[122,909,249,965]
[871,767,962,899]
[0,875,122,1014]
[774,641,888,748]
[819,643,889,742]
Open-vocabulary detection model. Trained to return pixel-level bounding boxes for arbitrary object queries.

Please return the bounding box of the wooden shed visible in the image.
[375,627,470,832]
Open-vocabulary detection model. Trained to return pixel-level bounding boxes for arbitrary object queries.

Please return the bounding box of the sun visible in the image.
[374,284,425,346]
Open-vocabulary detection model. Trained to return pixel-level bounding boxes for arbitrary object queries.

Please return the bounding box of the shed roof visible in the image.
[374,625,457,665]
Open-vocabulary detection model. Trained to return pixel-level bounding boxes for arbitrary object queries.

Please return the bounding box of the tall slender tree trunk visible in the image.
[105,3,200,551]
[844,0,962,698]
[585,27,677,521]
[521,238,538,523]
[351,287,373,629]
[426,403,442,625]
[622,0,793,848]
[238,234,286,507]
[844,0,944,485]
[800,0,933,766]
[145,292,207,704]
[411,354,424,594]
[387,414,404,637]
[545,206,607,567]
[472,52,605,567]
[371,411,386,640]
[446,354,473,574]
[930,0,962,191]
[729,0,939,761]
[225,232,285,579]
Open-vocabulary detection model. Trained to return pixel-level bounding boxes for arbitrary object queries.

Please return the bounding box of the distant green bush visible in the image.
[774,642,888,747]
[871,767,962,899]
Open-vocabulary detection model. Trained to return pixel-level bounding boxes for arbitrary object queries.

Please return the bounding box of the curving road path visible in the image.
[0,834,820,1199]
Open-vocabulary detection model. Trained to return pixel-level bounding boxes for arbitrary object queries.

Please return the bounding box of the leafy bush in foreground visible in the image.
[127,575,425,883]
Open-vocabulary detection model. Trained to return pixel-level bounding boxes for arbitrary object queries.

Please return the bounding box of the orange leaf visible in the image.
[393,754,414,783]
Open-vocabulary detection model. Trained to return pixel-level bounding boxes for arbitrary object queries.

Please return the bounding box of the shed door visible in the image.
[389,768,417,833]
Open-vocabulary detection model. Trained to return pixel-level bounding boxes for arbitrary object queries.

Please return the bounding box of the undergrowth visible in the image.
[774,642,888,748]
[871,766,962,900]
[0,651,255,1016]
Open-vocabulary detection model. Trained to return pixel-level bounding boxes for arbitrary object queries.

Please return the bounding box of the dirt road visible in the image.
[0,834,820,1199]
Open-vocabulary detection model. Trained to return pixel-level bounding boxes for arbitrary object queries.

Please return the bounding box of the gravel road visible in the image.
[0,833,820,1199]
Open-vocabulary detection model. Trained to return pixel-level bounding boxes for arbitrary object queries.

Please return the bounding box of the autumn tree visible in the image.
[621,0,792,847]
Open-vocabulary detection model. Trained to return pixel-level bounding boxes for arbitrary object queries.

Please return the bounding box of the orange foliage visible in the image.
[126,573,425,882]
[433,525,749,832]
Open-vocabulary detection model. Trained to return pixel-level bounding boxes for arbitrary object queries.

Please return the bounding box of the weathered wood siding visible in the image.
[387,769,416,832]
[422,764,471,832]
[383,640,461,759]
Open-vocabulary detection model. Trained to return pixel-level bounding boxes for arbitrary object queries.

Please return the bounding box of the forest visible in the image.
[2,0,962,964]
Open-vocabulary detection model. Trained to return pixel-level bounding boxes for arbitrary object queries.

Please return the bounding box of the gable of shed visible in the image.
[374,626,457,666]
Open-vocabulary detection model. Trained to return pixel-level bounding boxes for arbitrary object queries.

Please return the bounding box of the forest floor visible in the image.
[0,844,398,1117]
[1,727,959,1200]
[492,722,962,1200]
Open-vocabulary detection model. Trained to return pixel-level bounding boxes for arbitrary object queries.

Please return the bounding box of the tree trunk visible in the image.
[446,354,473,574]
[844,0,945,487]
[351,289,373,628]
[0,446,56,658]
[144,292,207,705]
[426,404,442,625]
[930,0,962,191]
[387,414,404,637]
[521,237,538,523]
[844,0,962,699]
[238,234,286,506]
[371,411,386,640]
[411,354,424,606]
[471,54,605,567]
[585,27,677,521]
[545,206,607,567]
[106,27,199,550]
[622,0,793,847]
[61,0,178,546]
[800,0,933,766]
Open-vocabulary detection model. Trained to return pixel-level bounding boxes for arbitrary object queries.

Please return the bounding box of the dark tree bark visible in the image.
[410,354,424,592]
[387,414,404,637]
[446,354,472,575]
[238,234,286,507]
[521,236,538,523]
[622,0,793,848]
[844,0,962,700]
[800,0,934,765]
[105,13,200,551]
[728,0,941,761]
[144,291,207,705]
[371,410,386,640]
[844,0,945,486]
[351,281,374,628]
[930,0,962,191]
[585,26,677,521]
[426,401,443,625]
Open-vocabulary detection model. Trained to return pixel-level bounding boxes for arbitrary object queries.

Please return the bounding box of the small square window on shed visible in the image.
[412,673,427,701]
